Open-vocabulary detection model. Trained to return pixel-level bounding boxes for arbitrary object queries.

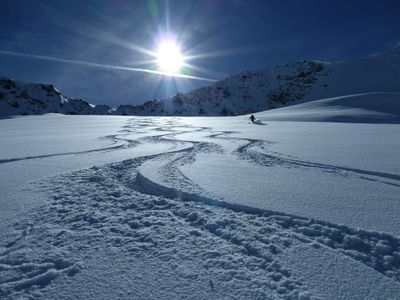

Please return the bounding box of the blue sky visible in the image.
[0,0,399,106]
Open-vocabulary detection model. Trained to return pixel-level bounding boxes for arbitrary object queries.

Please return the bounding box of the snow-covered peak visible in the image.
[135,55,392,116]
[116,44,400,116]
[0,76,113,116]
[1,44,400,117]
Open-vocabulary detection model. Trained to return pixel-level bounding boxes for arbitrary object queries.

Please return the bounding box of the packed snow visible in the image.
[1,95,400,299]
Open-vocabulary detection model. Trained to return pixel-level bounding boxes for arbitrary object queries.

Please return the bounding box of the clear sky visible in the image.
[0,0,399,106]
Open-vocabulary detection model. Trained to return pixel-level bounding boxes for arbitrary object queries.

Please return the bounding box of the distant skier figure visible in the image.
[249,114,256,123]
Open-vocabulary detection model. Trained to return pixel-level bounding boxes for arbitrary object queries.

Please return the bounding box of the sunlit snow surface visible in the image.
[1,98,400,299]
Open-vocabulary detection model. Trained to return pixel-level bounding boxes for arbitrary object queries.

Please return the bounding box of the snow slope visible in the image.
[119,45,400,116]
[1,108,400,299]
[0,77,112,116]
[257,92,400,123]
[0,114,186,221]
[2,45,400,117]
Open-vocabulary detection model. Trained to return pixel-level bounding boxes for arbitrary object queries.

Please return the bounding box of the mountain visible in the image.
[0,76,112,116]
[1,45,400,117]
[127,44,400,116]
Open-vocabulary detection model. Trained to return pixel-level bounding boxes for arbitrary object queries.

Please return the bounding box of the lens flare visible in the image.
[156,39,184,74]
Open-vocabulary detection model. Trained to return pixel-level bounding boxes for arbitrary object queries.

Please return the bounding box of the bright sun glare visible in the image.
[156,39,184,74]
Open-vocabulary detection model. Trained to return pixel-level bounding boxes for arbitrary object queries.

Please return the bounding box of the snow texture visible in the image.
[1,110,400,299]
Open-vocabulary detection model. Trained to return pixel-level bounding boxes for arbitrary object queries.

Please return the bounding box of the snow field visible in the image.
[2,152,400,299]
[137,135,400,282]
[1,113,400,299]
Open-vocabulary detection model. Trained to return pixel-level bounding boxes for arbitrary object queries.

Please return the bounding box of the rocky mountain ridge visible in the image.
[1,44,400,116]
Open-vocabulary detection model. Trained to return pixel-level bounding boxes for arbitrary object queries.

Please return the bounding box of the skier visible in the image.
[249,114,256,123]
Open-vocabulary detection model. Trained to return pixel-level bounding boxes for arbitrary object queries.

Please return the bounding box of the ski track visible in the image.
[0,119,142,165]
[1,117,400,299]
[211,133,400,187]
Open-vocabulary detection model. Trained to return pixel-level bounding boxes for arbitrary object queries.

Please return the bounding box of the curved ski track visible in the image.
[1,117,399,299]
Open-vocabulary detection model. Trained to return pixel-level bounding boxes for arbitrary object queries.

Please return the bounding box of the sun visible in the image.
[156,39,184,74]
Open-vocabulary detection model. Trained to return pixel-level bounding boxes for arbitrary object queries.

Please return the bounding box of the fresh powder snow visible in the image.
[1,93,400,299]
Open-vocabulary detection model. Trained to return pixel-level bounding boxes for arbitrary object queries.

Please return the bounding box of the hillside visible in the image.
[1,45,400,117]
[257,92,400,124]
[131,44,400,116]
[0,77,111,116]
